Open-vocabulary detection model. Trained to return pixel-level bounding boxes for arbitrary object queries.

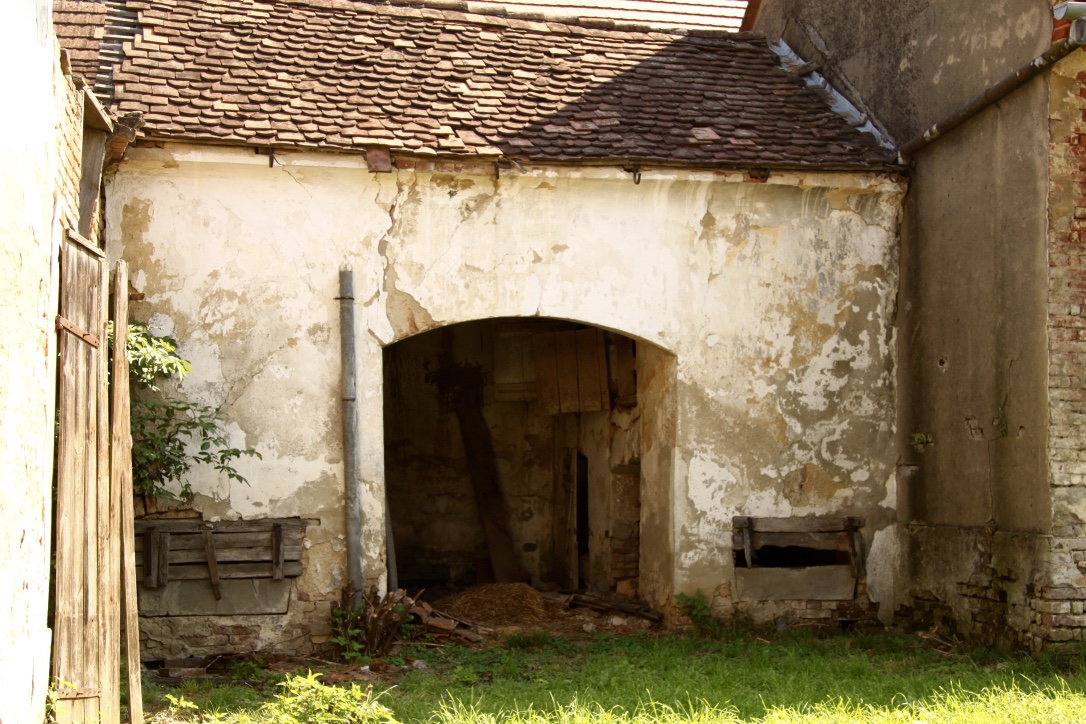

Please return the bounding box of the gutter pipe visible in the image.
[339,268,364,607]
[898,18,1086,163]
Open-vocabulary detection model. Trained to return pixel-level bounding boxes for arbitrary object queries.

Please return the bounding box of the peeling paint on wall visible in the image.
[108,144,904,653]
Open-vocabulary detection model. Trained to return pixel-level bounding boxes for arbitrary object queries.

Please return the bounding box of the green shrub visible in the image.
[110,321,259,504]
[257,672,397,724]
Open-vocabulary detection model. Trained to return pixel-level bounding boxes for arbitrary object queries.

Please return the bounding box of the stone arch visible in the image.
[377,315,677,609]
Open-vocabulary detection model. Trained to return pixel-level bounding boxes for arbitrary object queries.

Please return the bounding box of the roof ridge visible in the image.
[271,0,764,41]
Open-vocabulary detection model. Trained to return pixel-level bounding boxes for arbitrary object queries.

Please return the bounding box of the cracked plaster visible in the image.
[108,143,904,630]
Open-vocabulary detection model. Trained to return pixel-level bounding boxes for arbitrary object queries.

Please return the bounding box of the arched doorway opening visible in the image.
[382,317,674,603]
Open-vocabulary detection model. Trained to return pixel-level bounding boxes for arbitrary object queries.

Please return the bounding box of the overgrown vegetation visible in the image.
[143,629,1086,724]
[674,590,755,640]
[110,321,259,504]
[153,673,396,724]
[330,587,417,663]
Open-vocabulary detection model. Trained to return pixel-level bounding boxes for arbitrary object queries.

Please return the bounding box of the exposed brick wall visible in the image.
[1043,12,1086,651]
[59,83,83,230]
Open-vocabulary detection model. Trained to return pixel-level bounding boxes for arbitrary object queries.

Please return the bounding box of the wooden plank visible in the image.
[567,446,579,589]
[61,244,89,723]
[733,516,864,534]
[75,255,95,724]
[143,526,159,588]
[554,331,580,413]
[134,561,304,580]
[594,329,610,410]
[735,565,856,601]
[202,529,223,600]
[741,521,754,567]
[112,262,144,723]
[452,389,523,582]
[550,417,574,590]
[137,579,294,618]
[53,290,83,723]
[272,524,285,580]
[613,335,637,406]
[78,130,107,238]
[133,545,304,565]
[574,328,604,412]
[731,531,852,551]
[157,532,171,586]
[82,273,102,718]
[133,518,311,534]
[532,333,561,415]
[95,255,118,724]
[66,229,106,259]
[134,529,303,552]
[849,528,865,578]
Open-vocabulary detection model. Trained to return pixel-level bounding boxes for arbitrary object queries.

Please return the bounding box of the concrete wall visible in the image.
[1,1,69,720]
[753,0,1062,647]
[108,144,903,655]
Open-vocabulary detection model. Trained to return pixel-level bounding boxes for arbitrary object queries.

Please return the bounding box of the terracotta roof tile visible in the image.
[108,0,892,169]
[53,1,109,84]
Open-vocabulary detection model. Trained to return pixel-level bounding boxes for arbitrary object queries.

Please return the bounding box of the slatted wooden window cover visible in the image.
[731,516,866,574]
[134,519,308,596]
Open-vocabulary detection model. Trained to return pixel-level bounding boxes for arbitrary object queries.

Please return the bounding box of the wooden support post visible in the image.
[742,518,755,568]
[272,524,285,581]
[112,260,143,722]
[157,531,171,587]
[453,387,523,582]
[143,527,158,588]
[202,528,222,600]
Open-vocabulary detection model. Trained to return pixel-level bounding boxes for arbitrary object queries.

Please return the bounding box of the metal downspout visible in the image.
[899,19,1086,163]
[339,269,363,607]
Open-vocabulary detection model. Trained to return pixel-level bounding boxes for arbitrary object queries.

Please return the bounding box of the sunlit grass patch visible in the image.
[141,631,1086,724]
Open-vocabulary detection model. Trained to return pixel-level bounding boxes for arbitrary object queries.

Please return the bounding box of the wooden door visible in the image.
[52,232,120,723]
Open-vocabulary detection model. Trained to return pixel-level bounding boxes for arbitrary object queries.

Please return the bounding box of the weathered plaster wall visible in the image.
[108,144,903,653]
[752,0,1051,144]
[751,0,1063,647]
[1,1,68,720]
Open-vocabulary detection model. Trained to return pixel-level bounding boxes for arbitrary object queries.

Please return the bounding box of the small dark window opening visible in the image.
[732,516,865,571]
[734,545,850,569]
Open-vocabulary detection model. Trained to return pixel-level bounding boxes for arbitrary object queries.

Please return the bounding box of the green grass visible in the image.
[143,630,1086,723]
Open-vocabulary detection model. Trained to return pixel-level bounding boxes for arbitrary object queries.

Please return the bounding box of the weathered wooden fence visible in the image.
[53,242,141,723]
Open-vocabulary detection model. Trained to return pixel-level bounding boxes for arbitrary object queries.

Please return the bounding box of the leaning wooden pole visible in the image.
[111,261,144,722]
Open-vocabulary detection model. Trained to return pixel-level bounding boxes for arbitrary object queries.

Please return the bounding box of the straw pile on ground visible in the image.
[433,583,554,627]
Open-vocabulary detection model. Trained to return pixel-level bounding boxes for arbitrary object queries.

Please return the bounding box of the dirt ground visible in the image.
[180,584,660,686]
[431,582,658,638]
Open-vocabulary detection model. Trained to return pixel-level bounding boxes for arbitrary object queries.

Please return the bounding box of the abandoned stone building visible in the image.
[55,0,903,660]
[36,0,1086,676]
[16,0,1086,719]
